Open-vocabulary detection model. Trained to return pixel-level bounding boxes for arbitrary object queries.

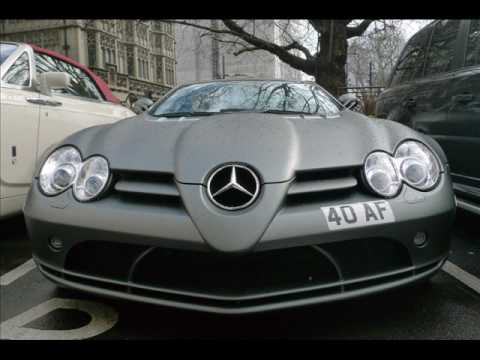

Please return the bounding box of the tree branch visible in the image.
[221,19,315,73]
[308,19,326,34]
[346,20,377,38]
[234,46,261,56]
[163,19,236,36]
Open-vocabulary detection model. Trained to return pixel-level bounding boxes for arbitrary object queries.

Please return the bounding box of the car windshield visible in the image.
[0,43,18,65]
[151,81,342,118]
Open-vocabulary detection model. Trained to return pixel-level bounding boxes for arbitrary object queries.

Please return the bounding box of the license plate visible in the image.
[321,200,395,230]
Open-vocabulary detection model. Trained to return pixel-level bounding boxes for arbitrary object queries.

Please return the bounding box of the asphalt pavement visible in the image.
[1,209,479,339]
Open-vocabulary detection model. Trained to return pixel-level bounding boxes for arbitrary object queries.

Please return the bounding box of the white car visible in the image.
[0,42,135,219]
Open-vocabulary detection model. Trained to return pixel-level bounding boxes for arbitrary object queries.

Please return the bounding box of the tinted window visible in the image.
[0,43,18,64]
[35,52,104,101]
[465,20,480,67]
[2,52,30,86]
[152,81,342,117]
[390,27,431,86]
[424,20,460,76]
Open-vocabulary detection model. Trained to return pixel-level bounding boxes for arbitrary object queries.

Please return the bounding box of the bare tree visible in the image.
[164,19,399,94]
[348,21,406,88]
[347,20,433,88]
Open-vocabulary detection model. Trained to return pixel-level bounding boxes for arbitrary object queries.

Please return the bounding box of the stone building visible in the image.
[175,20,304,85]
[0,19,176,101]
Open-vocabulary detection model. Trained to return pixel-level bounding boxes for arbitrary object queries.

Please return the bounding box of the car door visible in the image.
[375,24,433,125]
[409,20,465,140]
[439,19,480,198]
[0,46,41,209]
[34,52,130,158]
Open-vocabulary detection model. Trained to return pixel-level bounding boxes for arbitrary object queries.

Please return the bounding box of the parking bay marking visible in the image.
[0,258,36,286]
[442,261,480,295]
[0,251,479,339]
[0,298,119,340]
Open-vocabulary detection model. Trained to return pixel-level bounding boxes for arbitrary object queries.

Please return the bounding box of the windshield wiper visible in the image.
[219,108,254,113]
[154,111,216,118]
[261,109,326,117]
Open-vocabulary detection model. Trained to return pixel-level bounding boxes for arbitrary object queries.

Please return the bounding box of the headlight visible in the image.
[364,140,441,197]
[395,141,440,190]
[39,146,82,195]
[364,152,402,197]
[39,147,110,201]
[73,157,110,201]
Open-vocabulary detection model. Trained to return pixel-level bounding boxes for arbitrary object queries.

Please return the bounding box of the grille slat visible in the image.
[112,170,181,201]
[286,166,361,205]
[114,180,179,197]
[288,176,358,195]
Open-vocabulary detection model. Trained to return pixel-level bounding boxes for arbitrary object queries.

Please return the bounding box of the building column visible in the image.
[95,30,102,69]
[162,57,166,86]
[133,46,139,78]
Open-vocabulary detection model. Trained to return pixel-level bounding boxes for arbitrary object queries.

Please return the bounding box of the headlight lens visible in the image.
[39,147,110,201]
[73,157,110,201]
[364,152,402,197]
[364,140,441,197]
[39,147,82,195]
[395,141,440,190]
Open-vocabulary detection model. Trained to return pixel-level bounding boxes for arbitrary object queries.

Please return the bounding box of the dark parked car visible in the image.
[25,79,455,314]
[376,20,480,214]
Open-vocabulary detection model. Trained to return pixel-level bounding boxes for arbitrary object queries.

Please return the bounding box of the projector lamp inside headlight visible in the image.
[395,141,440,190]
[364,152,402,197]
[73,157,110,201]
[364,141,441,198]
[39,146,82,195]
[38,147,110,201]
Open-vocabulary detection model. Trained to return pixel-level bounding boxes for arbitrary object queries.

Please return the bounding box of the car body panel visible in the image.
[376,19,480,211]
[46,111,447,184]
[0,87,40,198]
[0,42,134,218]
[25,79,456,313]
[35,93,132,160]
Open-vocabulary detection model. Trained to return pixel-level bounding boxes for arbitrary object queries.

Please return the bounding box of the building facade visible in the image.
[175,20,304,86]
[0,19,176,101]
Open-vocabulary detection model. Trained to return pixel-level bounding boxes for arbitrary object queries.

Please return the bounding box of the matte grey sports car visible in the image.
[24,79,456,314]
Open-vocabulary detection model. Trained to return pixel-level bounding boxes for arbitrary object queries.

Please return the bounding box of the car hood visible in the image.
[56,111,446,184]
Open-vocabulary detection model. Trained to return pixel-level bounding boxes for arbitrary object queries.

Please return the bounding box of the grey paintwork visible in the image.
[25,171,454,264]
[376,19,480,207]
[34,110,448,183]
[24,86,456,313]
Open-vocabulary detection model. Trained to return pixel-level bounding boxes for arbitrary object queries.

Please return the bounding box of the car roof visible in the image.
[1,41,120,104]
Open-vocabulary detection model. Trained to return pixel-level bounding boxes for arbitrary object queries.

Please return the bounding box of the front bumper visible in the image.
[25,174,455,314]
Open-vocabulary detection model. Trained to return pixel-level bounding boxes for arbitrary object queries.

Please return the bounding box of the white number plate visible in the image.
[321,200,395,230]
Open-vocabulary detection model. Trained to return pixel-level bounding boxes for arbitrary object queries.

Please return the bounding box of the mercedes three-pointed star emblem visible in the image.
[206,164,260,211]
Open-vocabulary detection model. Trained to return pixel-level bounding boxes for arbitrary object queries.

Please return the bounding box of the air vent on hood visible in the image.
[286,167,360,206]
[112,170,181,207]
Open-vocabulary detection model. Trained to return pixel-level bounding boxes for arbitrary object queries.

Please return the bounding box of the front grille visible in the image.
[110,167,364,209]
[111,170,182,208]
[63,237,415,305]
[131,246,339,297]
[286,166,361,206]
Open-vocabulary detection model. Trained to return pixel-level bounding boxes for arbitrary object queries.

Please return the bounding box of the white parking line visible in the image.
[0,298,119,340]
[442,261,480,295]
[0,259,36,286]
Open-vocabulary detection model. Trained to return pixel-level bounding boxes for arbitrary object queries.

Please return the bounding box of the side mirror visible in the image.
[132,97,154,114]
[338,93,364,113]
[38,72,71,95]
